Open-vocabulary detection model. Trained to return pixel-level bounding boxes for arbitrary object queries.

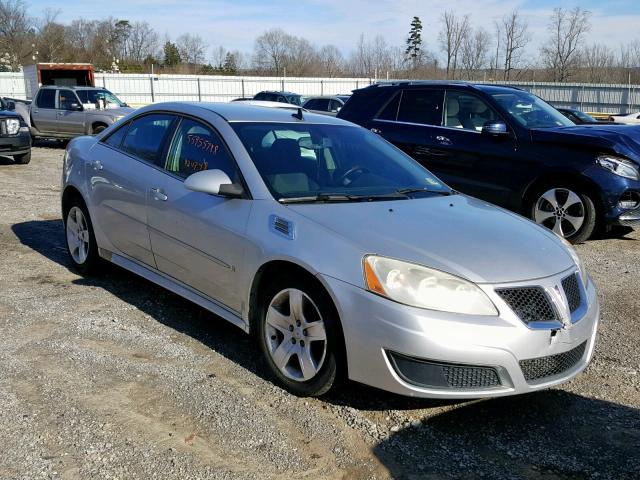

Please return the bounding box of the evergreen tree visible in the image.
[405,16,423,68]
[163,41,181,66]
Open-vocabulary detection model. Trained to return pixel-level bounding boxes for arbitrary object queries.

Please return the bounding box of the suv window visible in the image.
[397,89,444,126]
[313,99,330,111]
[377,92,401,121]
[36,89,56,109]
[121,114,176,164]
[58,89,80,110]
[444,91,500,131]
[164,118,237,180]
[329,99,342,112]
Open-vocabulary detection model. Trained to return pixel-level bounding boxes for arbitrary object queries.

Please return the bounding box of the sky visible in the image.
[28,0,640,61]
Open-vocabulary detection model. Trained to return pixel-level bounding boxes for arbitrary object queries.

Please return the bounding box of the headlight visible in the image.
[363,255,498,315]
[596,155,639,180]
[5,118,19,135]
[559,237,588,286]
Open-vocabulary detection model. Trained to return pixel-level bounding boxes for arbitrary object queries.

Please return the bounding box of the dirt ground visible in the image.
[0,143,638,480]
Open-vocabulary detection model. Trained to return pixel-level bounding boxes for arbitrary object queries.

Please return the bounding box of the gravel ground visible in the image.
[0,144,638,480]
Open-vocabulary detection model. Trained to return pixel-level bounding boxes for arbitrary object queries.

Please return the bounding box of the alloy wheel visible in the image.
[264,288,328,382]
[66,206,90,264]
[534,188,586,238]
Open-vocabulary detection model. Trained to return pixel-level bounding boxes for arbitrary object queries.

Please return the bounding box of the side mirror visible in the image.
[5,100,15,110]
[184,169,244,198]
[482,122,509,136]
[70,103,83,111]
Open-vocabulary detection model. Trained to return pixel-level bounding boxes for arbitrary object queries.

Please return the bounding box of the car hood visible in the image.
[530,125,640,161]
[0,110,21,119]
[88,107,135,117]
[286,194,574,284]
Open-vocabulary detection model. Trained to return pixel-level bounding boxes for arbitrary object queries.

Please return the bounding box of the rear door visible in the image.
[89,113,178,266]
[145,116,251,313]
[56,89,86,135]
[31,89,58,134]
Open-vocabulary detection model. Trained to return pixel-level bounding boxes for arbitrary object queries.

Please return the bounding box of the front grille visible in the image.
[520,341,587,382]
[561,273,581,313]
[388,352,501,389]
[496,287,558,323]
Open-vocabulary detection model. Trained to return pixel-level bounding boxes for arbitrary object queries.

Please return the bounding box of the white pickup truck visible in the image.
[16,85,134,139]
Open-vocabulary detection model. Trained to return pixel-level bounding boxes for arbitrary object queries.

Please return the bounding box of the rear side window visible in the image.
[121,114,176,164]
[164,118,237,180]
[36,89,55,109]
[376,92,401,121]
[329,99,342,112]
[102,122,130,148]
[314,99,330,111]
[397,89,444,126]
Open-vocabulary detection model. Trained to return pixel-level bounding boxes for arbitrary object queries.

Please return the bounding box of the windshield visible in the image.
[491,90,573,128]
[231,123,450,201]
[76,89,126,108]
[572,110,596,122]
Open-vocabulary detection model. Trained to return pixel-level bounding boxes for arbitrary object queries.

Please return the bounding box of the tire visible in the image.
[529,186,597,244]
[254,275,343,397]
[13,151,31,164]
[63,198,101,274]
[92,124,107,135]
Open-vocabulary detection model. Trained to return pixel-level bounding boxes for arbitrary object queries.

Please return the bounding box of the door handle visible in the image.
[57,111,64,115]
[90,160,103,170]
[151,187,168,201]
[435,135,452,144]
[370,127,382,134]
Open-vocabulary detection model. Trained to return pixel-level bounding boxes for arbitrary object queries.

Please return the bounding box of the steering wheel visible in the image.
[336,165,369,186]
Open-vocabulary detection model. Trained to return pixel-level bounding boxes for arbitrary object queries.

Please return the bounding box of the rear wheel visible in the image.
[92,124,107,135]
[64,199,100,274]
[255,275,342,397]
[13,151,31,164]
[530,186,596,244]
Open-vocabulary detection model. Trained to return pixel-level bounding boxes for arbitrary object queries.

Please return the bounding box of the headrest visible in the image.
[446,98,460,116]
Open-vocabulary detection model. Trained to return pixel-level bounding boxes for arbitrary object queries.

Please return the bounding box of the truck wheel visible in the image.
[92,124,107,135]
[13,151,31,164]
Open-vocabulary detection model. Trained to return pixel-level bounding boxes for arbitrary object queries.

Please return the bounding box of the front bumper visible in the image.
[0,131,31,156]
[618,207,640,228]
[321,268,599,399]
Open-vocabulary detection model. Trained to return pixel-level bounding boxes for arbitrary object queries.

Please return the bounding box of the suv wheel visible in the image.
[530,187,596,243]
[13,151,31,164]
[92,124,107,135]
[255,276,341,397]
[64,200,100,273]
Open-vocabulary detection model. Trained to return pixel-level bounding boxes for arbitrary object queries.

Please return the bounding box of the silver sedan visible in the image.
[61,102,599,398]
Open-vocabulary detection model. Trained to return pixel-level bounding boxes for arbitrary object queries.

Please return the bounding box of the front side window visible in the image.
[36,89,55,109]
[490,90,573,128]
[444,91,500,131]
[164,118,237,180]
[121,114,176,164]
[313,99,330,111]
[396,89,444,126]
[329,99,342,112]
[58,89,80,110]
[232,122,449,200]
[76,89,125,108]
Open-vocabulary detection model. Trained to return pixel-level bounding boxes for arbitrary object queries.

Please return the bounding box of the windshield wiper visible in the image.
[396,187,454,196]
[279,192,409,204]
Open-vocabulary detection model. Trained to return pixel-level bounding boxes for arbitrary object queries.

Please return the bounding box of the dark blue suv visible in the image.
[338,81,640,242]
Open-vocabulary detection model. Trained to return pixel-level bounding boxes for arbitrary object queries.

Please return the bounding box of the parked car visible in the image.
[16,86,134,140]
[338,82,640,243]
[302,95,350,116]
[61,101,599,398]
[253,91,305,106]
[557,107,615,125]
[0,98,32,164]
[608,112,640,124]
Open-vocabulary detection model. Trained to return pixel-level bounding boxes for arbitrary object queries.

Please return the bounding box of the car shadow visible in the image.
[0,154,17,165]
[592,225,636,241]
[373,390,640,479]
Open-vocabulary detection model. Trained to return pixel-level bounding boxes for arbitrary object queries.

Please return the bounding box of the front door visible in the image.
[56,89,86,135]
[89,113,177,266]
[31,89,58,134]
[146,116,251,313]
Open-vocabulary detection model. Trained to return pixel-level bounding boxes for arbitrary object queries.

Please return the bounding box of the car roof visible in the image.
[147,101,354,125]
[40,85,107,90]
[358,81,523,94]
[256,91,301,96]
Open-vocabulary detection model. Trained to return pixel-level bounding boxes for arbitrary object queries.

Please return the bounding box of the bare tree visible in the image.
[36,9,66,63]
[253,28,290,74]
[499,10,530,80]
[176,33,207,65]
[318,44,343,77]
[211,45,226,69]
[124,21,158,63]
[438,11,469,79]
[460,27,491,80]
[0,0,34,68]
[541,7,591,82]
[580,43,615,83]
[350,33,396,77]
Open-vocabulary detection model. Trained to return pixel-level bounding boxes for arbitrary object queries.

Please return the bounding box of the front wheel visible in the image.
[13,151,31,164]
[255,276,342,397]
[64,200,101,274]
[530,187,596,244]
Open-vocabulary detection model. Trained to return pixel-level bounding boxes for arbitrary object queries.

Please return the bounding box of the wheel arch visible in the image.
[90,121,109,134]
[248,259,348,376]
[61,184,88,220]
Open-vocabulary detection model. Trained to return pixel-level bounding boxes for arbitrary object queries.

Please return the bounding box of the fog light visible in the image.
[618,191,640,210]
